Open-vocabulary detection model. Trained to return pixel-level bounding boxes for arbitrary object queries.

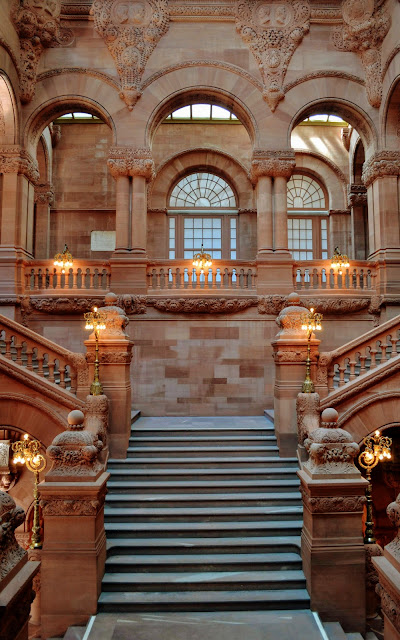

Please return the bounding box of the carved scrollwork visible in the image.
[236,0,311,111]
[147,297,257,314]
[296,392,320,444]
[362,151,400,187]
[257,295,287,315]
[300,489,366,513]
[40,498,101,516]
[91,0,170,110]
[0,146,39,184]
[376,582,400,633]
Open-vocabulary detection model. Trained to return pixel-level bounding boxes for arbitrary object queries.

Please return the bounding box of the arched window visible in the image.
[168,172,238,260]
[287,173,328,261]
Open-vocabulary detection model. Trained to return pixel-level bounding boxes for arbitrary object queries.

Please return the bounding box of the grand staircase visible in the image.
[99,413,309,612]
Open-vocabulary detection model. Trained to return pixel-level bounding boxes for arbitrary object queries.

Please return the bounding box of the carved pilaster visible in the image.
[332,0,390,108]
[107,146,155,180]
[251,150,296,182]
[91,0,170,110]
[0,145,39,183]
[235,0,311,111]
[10,0,74,104]
[362,151,400,187]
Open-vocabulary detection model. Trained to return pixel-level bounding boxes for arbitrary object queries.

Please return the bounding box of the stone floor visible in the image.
[87,610,326,640]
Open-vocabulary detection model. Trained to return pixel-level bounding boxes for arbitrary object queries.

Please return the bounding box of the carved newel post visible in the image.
[298,408,368,633]
[271,292,320,456]
[85,292,134,458]
[39,410,109,639]
[373,493,400,640]
[0,491,39,640]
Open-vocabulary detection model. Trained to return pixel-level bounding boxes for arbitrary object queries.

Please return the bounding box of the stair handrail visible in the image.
[317,314,400,396]
[0,313,89,398]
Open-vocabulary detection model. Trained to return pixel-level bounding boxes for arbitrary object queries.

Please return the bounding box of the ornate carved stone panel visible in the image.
[91,0,170,109]
[332,0,390,108]
[235,0,311,111]
[107,146,155,178]
[11,0,74,104]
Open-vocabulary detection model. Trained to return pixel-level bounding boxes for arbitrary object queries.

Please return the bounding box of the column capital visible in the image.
[107,146,155,180]
[0,145,39,183]
[250,149,295,183]
[362,150,400,187]
[347,183,367,207]
[34,182,54,205]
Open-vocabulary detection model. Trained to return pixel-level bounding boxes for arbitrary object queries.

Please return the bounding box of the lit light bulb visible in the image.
[375,430,380,436]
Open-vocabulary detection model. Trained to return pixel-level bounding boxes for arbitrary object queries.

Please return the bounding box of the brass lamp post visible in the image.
[300,307,323,393]
[53,244,74,274]
[11,434,46,549]
[84,306,107,396]
[330,246,350,275]
[358,430,392,544]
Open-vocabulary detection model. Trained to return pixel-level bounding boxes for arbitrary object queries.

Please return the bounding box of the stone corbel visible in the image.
[10,0,74,104]
[250,149,296,183]
[332,0,390,108]
[91,0,170,110]
[34,182,54,205]
[235,0,311,112]
[362,151,400,187]
[0,145,39,183]
[347,183,367,207]
[107,146,155,180]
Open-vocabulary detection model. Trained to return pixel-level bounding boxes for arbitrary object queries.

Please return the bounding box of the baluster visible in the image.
[106,270,111,290]
[48,361,55,382]
[252,272,257,289]
[244,270,249,290]
[380,342,388,362]
[26,348,33,370]
[72,268,78,289]
[91,270,97,290]
[356,269,361,290]
[338,363,346,386]
[59,366,66,388]
[156,270,161,290]
[25,271,30,291]
[228,270,233,289]
[37,354,44,377]
[328,369,335,392]
[349,359,356,381]
[15,341,23,365]
[4,336,11,359]
[69,367,77,394]
[292,267,297,289]
[369,347,377,369]
[359,353,367,374]
[390,335,398,357]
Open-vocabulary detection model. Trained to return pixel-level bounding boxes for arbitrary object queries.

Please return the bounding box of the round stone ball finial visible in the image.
[287,292,301,305]
[104,292,118,306]
[321,408,339,424]
[67,409,85,428]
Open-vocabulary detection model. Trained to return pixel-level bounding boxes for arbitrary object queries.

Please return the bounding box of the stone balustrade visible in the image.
[317,315,400,397]
[293,260,376,291]
[147,260,257,292]
[24,260,111,293]
[0,313,88,397]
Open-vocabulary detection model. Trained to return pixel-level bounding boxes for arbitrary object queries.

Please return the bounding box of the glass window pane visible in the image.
[192,104,211,118]
[212,105,231,119]
[169,172,236,208]
[173,106,191,118]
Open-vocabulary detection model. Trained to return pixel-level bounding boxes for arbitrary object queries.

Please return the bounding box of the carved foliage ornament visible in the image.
[11,0,74,104]
[300,490,366,513]
[0,491,26,582]
[107,147,155,179]
[332,0,390,108]
[91,0,170,110]
[236,0,311,111]
[362,151,400,187]
[0,146,39,183]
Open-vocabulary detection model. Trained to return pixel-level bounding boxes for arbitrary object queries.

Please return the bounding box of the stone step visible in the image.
[105,552,303,573]
[126,446,280,457]
[105,492,302,508]
[129,435,278,445]
[104,520,302,539]
[131,426,275,437]
[323,622,348,640]
[108,456,298,469]
[102,569,306,592]
[107,467,299,481]
[106,479,300,494]
[104,505,303,523]
[98,588,310,613]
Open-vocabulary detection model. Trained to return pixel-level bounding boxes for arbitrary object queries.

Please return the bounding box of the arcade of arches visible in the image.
[2,1,400,639]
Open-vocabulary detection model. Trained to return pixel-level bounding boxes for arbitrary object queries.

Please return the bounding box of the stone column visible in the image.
[298,408,368,634]
[348,185,368,259]
[108,147,154,293]
[85,292,134,458]
[362,151,400,296]
[251,151,295,294]
[373,493,400,640]
[0,491,40,640]
[40,410,109,639]
[271,292,320,456]
[34,183,54,258]
[0,147,39,301]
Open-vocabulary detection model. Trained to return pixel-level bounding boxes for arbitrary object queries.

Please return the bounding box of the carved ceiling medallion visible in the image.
[236,0,311,111]
[91,0,170,110]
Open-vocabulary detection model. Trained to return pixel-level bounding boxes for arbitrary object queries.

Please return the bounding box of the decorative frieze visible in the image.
[332,0,390,108]
[300,489,366,513]
[236,0,311,111]
[148,297,256,314]
[107,146,155,179]
[11,0,74,104]
[0,146,39,183]
[362,151,400,187]
[91,0,170,109]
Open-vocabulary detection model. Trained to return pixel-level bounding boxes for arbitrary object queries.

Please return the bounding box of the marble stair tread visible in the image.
[104,505,303,519]
[104,520,302,535]
[264,409,275,423]
[106,535,302,553]
[126,445,280,453]
[106,491,301,503]
[105,552,302,570]
[131,426,275,433]
[129,435,278,442]
[106,466,298,474]
[109,456,297,463]
[323,622,348,640]
[106,479,300,493]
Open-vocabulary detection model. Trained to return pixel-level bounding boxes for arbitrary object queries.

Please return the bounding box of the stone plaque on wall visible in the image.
[91,231,116,251]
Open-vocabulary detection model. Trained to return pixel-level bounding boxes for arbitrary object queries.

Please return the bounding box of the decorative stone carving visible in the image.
[300,490,366,513]
[84,394,109,452]
[118,294,147,315]
[0,101,5,138]
[46,409,103,480]
[347,183,367,207]
[386,493,400,559]
[303,407,360,478]
[296,392,320,444]
[274,291,309,337]
[0,491,26,583]
[303,297,370,315]
[251,150,296,181]
[91,0,170,109]
[108,146,155,179]
[0,146,39,183]
[21,296,105,317]
[148,297,256,314]
[376,584,400,634]
[332,0,390,108]
[257,295,287,315]
[236,0,311,111]
[10,0,74,104]
[50,123,61,147]
[40,498,103,516]
[362,151,400,187]
[34,182,54,205]
[95,292,129,337]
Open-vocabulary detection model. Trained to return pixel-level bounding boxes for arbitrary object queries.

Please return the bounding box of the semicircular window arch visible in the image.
[287,174,326,210]
[169,172,237,208]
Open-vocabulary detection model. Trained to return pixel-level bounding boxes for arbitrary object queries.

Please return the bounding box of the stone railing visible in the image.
[0,313,88,397]
[147,260,257,292]
[24,260,111,293]
[317,315,400,396]
[293,260,376,292]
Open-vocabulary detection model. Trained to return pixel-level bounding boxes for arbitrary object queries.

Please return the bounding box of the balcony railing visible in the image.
[293,260,376,291]
[24,260,111,293]
[146,260,257,292]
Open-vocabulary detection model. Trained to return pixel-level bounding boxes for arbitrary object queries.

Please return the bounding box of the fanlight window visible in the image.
[287,174,326,210]
[169,173,236,208]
